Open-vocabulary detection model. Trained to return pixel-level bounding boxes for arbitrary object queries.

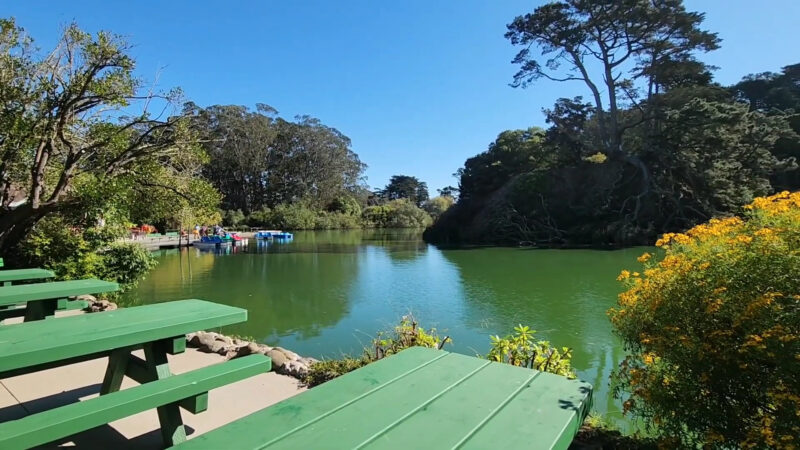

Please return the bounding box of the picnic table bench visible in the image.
[0,299,267,448]
[173,346,593,450]
[0,278,117,322]
[0,268,55,286]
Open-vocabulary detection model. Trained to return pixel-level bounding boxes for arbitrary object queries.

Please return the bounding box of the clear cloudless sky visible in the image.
[5,1,799,192]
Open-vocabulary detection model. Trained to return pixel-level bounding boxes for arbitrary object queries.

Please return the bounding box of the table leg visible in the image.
[100,348,131,395]
[23,299,58,321]
[143,340,187,446]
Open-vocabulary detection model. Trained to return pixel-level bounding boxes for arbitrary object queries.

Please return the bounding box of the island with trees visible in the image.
[424,1,798,248]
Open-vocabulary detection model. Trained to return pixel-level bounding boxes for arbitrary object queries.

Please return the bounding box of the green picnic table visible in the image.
[0,268,55,286]
[0,278,117,322]
[0,299,264,448]
[173,346,593,450]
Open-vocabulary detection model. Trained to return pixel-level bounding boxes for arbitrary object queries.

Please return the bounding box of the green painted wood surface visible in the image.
[0,299,247,376]
[0,355,271,449]
[0,279,118,306]
[172,347,592,450]
[0,268,54,284]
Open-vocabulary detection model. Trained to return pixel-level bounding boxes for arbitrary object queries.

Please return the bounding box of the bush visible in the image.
[487,325,576,378]
[608,191,800,449]
[98,243,157,291]
[269,203,317,230]
[363,198,432,228]
[246,208,272,227]
[302,355,371,388]
[304,318,578,390]
[20,216,157,292]
[303,316,447,387]
[326,196,362,216]
[222,209,246,227]
[422,195,455,221]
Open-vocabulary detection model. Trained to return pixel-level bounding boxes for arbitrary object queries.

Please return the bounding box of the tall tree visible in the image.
[186,103,278,213]
[0,19,215,256]
[267,116,366,208]
[458,127,549,201]
[506,0,719,215]
[381,175,429,207]
[730,63,800,190]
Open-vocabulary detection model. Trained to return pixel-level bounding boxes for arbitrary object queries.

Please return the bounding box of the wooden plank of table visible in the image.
[0,299,247,377]
[0,268,55,285]
[0,279,118,307]
[172,347,592,450]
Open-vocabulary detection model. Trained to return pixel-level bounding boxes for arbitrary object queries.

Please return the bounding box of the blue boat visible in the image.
[255,230,293,240]
[254,230,279,240]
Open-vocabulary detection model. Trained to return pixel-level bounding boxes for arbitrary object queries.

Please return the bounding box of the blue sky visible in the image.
[6,1,798,192]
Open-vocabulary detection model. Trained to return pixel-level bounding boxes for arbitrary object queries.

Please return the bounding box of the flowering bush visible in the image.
[608,191,800,448]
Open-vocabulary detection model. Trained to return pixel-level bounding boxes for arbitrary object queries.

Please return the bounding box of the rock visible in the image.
[279,360,309,377]
[187,331,234,355]
[204,341,227,355]
[226,342,265,360]
[300,357,320,366]
[186,332,311,379]
[82,298,117,313]
[274,347,300,361]
[266,349,290,368]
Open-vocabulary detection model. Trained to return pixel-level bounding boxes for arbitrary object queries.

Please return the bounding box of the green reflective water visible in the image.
[123,229,645,426]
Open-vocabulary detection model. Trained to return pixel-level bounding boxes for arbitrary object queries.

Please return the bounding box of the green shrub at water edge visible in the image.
[97,243,158,291]
[304,318,578,387]
[486,324,576,378]
[303,316,447,387]
[19,216,157,293]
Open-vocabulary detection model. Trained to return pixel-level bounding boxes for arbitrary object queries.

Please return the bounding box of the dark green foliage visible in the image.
[425,3,798,248]
[189,105,367,214]
[222,209,246,227]
[730,63,800,190]
[379,175,429,207]
[97,243,158,291]
[326,196,362,216]
[362,199,432,228]
[244,199,430,230]
[457,128,550,201]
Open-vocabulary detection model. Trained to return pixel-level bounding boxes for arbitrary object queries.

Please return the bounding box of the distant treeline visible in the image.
[424,2,798,247]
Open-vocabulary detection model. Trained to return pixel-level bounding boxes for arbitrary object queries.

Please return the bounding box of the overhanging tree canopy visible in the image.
[0,19,218,257]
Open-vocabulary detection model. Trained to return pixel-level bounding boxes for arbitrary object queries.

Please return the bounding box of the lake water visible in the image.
[123,229,646,426]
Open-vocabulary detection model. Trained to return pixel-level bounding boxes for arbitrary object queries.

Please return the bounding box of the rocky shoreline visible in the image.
[82,297,319,380]
[186,331,319,379]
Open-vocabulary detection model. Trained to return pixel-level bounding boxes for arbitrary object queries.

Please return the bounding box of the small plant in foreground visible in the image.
[303,315,448,387]
[303,355,371,388]
[486,325,576,378]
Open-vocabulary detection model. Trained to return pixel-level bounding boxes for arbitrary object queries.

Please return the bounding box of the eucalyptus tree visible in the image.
[0,19,216,255]
[267,116,366,208]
